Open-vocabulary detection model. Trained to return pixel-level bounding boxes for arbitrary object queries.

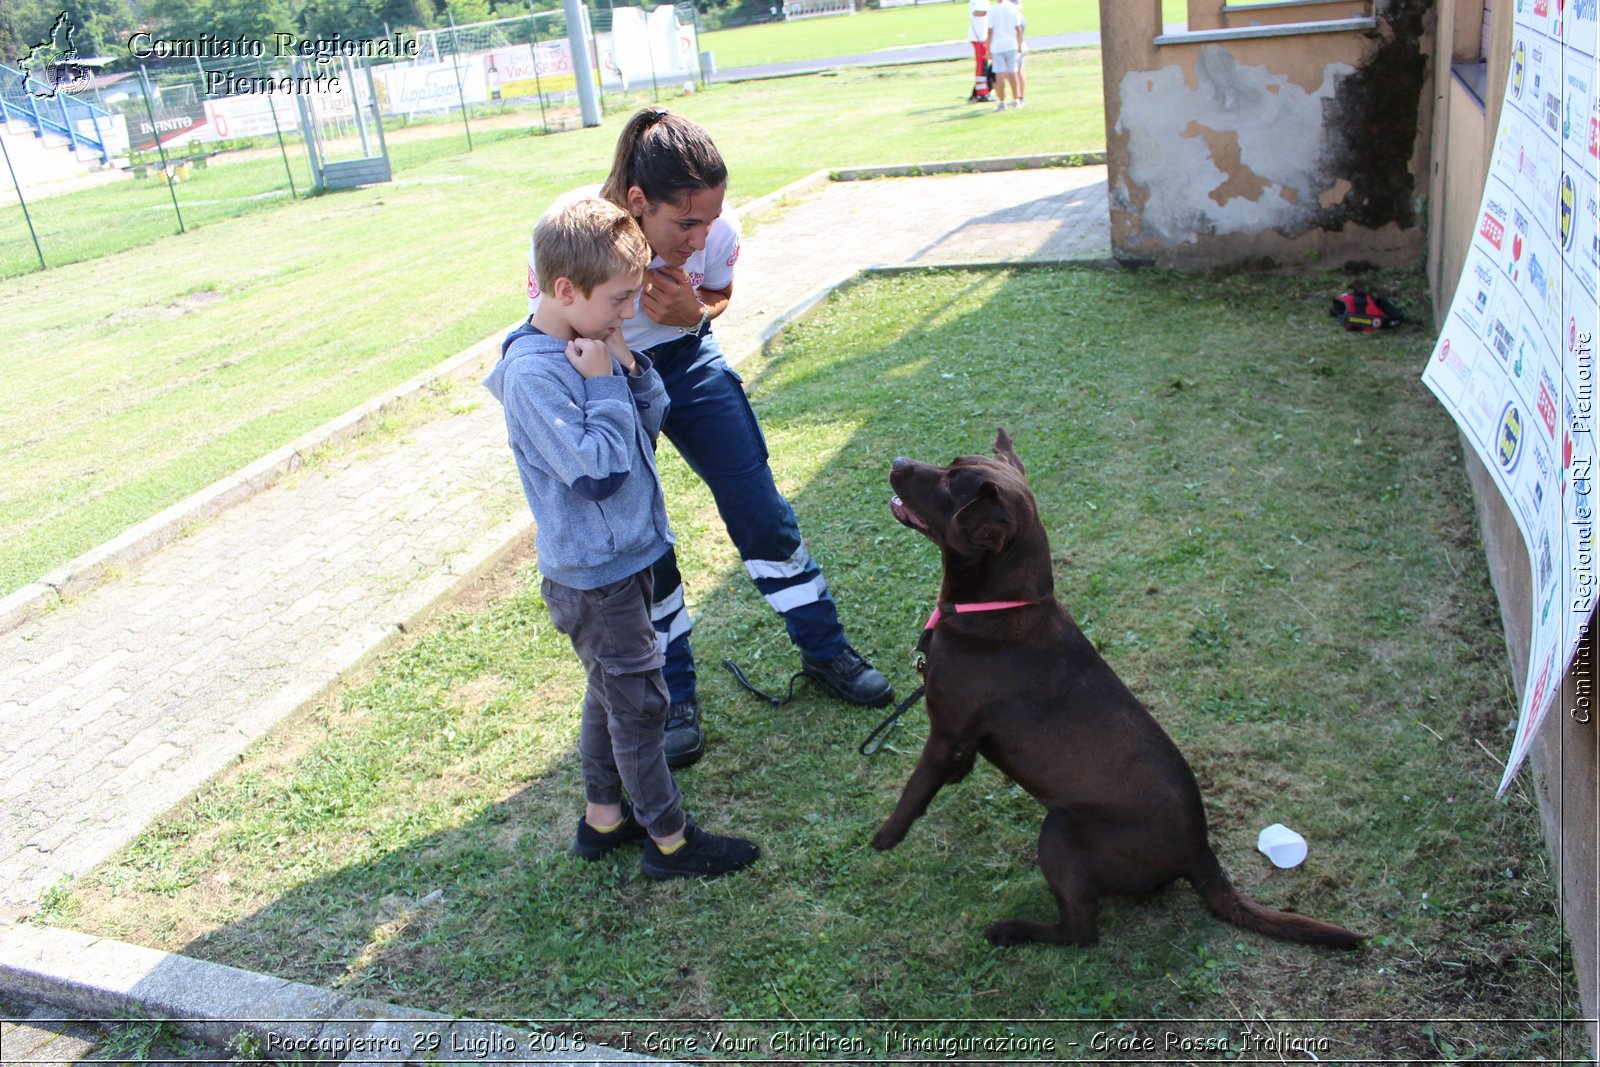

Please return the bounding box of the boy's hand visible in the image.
[603,328,639,375]
[565,337,613,379]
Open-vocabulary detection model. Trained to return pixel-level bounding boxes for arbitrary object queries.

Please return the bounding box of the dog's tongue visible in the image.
[890,495,930,532]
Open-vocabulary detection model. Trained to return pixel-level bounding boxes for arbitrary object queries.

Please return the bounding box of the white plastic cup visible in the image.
[1257,823,1308,868]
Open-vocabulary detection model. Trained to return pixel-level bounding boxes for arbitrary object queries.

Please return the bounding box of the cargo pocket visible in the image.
[597,646,670,731]
[721,366,770,465]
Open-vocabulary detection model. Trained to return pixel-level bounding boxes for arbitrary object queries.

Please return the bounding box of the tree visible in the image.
[2,0,138,68]
[139,0,297,52]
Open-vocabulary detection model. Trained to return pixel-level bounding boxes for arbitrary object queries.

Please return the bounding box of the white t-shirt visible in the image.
[527,193,742,352]
[986,0,1021,53]
[967,0,988,43]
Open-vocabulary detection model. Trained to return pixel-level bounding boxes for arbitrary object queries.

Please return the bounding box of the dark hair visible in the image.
[599,107,728,209]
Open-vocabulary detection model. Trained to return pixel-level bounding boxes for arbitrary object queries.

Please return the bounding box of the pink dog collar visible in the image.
[924,600,1034,630]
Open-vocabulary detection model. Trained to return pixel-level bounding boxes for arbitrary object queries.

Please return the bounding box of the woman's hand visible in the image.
[640,266,704,329]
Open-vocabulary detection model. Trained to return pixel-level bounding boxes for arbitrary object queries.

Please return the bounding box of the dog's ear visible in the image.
[993,427,1025,475]
[953,483,1015,554]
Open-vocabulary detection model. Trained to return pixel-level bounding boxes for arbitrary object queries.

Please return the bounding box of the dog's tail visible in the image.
[1188,850,1366,949]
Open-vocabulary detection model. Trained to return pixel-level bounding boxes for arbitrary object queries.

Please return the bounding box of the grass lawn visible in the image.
[39,266,1585,1061]
[700,0,1187,70]
[0,50,1105,598]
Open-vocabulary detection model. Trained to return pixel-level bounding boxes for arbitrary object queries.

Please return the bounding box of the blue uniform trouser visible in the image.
[644,330,847,702]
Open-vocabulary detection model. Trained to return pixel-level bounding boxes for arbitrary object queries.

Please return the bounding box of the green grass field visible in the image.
[700,0,1187,70]
[41,266,1583,1061]
[0,51,1106,597]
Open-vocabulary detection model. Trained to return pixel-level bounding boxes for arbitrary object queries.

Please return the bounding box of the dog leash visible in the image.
[725,599,1036,755]
[857,599,1036,755]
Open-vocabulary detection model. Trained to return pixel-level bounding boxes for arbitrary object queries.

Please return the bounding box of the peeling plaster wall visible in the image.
[1116,47,1355,247]
[1099,0,1436,270]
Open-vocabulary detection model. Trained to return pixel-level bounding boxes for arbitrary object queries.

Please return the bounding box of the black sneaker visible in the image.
[663,700,705,769]
[640,824,760,880]
[572,800,649,860]
[800,645,893,708]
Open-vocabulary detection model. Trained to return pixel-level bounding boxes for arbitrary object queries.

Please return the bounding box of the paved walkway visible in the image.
[0,164,1109,921]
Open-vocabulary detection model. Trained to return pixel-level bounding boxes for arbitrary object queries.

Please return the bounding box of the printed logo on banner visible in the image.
[1480,207,1508,249]
[1560,173,1578,251]
[1567,72,1592,145]
[1498,401,1527,472]
[1537,531,1555,590]
[1489,316,1516,362]
[1513,39,1527,100]
[1437,335,1471,380]
[1546,89,1563,133]
[1537,374,1560,436]
[1534,0,1550,15]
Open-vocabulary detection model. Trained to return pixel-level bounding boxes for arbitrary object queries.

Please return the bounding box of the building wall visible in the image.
[1097,0,1437,269]
[1427,0,1599,1050]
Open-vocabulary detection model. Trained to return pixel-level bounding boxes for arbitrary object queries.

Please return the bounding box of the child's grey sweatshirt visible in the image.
[484,324,673,590]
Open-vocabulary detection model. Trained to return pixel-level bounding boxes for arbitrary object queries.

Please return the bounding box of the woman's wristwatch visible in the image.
[680,301,709,336]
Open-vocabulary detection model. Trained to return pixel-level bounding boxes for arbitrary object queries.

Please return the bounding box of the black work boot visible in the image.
[663,700,705,769]
[800,644,893,708]
[572,799,649,860]
[641,823,760,880]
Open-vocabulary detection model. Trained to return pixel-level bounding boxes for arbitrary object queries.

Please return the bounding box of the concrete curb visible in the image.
[828,150,1107,181]
[0,924,671,1066]
[0,329,514,638]
[736,168,833,223]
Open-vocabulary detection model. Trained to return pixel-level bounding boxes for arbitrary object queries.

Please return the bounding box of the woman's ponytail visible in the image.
[599,106,727,210]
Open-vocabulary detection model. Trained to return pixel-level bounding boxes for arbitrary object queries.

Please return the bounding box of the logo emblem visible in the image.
[1559,172,1577,250]
[1497,402,1525,473]
[17,11,89,98]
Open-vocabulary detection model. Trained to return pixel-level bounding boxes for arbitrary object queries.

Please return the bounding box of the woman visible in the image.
[524,107,892,769]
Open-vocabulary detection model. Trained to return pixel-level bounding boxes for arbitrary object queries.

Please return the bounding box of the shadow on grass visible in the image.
[136,264,1582,1060]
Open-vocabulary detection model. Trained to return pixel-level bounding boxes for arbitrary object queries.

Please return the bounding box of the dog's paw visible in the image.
[870,824,903,851]
[983,920,1025,947]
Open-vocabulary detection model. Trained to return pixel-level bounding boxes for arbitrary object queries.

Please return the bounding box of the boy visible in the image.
[485,197,759,880]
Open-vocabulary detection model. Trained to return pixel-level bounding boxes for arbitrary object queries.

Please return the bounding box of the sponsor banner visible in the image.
[123,93,209,151]
[206,93,302,139]
[376,58,486,116]
[483,40,581,98]
[1423,2,1599,796]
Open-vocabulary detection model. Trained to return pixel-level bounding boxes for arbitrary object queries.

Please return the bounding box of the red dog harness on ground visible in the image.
[1330,289,1404,331]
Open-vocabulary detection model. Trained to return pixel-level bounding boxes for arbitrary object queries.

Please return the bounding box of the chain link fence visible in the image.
[0,2,700,279]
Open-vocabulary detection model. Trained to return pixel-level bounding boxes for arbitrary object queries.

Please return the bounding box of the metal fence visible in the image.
[0,3,700,278]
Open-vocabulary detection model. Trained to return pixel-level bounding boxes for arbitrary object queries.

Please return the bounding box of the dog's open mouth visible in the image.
[890,495,931,534]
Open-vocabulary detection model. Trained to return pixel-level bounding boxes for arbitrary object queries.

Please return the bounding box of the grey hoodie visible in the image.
[484,323,673,590]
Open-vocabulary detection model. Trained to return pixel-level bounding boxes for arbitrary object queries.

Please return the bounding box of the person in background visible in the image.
[985,0,1022,111]
[967,0,991,102]
[1012,0,1026,106]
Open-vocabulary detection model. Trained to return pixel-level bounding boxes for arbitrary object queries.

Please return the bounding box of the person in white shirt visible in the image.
[985,0,1023,110]
[524,108,894,770]
[967,0,991,102]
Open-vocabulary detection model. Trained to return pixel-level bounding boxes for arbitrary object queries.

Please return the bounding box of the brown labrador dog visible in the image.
[874,429,1364,949]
